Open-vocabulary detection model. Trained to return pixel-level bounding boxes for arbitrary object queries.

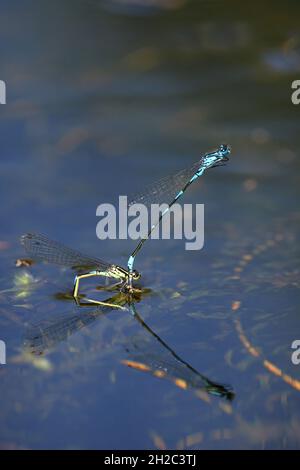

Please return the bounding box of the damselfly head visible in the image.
[203,143,231,169]
[218,143,231,159]
[132,270,141,280]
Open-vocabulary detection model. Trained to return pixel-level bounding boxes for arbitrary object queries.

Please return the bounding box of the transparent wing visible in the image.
[128,160,202,209]
[128,144,230,209]
[24,310,100,355]
[21,233,113,273]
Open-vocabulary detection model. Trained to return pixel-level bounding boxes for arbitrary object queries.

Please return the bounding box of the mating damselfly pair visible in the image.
[21,144,230,304]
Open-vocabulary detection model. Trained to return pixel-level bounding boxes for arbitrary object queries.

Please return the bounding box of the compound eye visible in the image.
[133,270,141,280]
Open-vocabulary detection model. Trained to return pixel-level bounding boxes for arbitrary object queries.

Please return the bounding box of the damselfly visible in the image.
[126,143,230,286]
[21,143,230,300]
[20,233,141,305]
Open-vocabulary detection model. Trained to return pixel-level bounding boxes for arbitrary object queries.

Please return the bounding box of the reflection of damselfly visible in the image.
[21,144,230,302]
[24,292,234,400]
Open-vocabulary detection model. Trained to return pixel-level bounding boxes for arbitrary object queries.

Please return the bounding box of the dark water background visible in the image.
[0,0,300,449]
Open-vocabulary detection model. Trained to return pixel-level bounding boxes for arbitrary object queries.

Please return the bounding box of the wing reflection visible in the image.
[24,294,234,400]
[24,292,128,356]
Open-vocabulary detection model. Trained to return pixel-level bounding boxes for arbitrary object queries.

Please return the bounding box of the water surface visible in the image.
[0,0,300,449]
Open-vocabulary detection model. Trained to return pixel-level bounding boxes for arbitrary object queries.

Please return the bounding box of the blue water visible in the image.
[0,0,300,449]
